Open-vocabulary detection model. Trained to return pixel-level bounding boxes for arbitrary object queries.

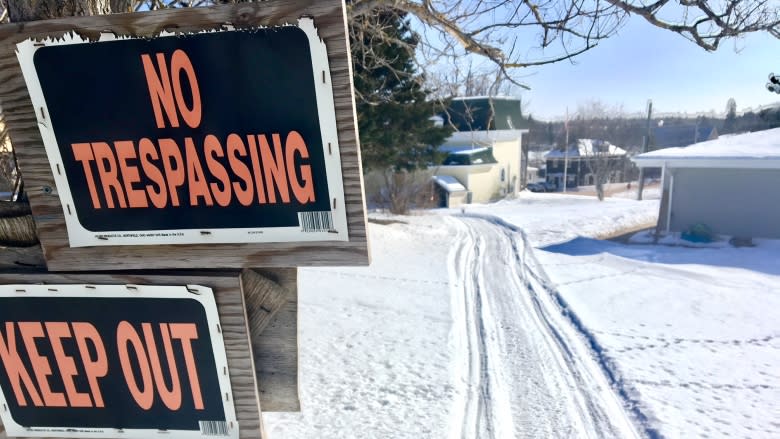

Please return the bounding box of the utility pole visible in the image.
[637,100,652,200]
[563,107,569,193]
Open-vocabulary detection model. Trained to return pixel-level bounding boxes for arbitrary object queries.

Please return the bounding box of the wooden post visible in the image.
[250,268,300,412]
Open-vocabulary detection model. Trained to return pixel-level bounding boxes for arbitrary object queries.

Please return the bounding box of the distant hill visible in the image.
[525,104,780,152]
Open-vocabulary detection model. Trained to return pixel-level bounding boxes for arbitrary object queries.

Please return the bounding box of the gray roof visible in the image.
[545,139,627,158]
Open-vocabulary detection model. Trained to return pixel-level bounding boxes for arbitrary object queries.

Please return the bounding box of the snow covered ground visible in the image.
[265,217,457,438]
[264,192,779,439]
[462,192,659,246]
[537,237,780,438]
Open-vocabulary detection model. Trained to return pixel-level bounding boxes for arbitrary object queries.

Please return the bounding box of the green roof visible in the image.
[444,97,526,131]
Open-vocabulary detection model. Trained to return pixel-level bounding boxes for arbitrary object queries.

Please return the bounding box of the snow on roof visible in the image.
[451,95,520,101]
[431,175,467,193]
[633,127,780,168]
[452,147,489,155]
[528,151,547,161]
[545,139,627,159]
[443,129,526,147]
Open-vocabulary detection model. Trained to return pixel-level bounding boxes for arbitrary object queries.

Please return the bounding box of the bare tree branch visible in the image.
[25,0,770,93]
[605,0,780,51]
[3,0,778,94]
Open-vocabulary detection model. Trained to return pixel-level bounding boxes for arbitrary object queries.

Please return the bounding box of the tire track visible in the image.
[447,214,643,439]
[446,217,495,439]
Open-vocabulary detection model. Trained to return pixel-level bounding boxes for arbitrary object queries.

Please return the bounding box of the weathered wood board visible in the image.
[0,270,281,438]
[250,268,299,412]
[0,0,369,271]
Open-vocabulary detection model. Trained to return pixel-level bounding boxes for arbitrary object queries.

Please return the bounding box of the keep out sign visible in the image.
[16,19,348,247]
[0,284,237,438]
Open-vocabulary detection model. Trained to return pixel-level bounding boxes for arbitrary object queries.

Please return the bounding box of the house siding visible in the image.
[467,167,503,202]
[436,165,501,203]
[669,168,780,238]
[490,139,521,194]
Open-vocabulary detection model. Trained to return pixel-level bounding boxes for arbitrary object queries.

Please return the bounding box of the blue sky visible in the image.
[513,16,780,120]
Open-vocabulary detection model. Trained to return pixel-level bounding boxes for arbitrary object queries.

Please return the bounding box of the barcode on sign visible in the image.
[298,211,334,232]
[199,420,229,436]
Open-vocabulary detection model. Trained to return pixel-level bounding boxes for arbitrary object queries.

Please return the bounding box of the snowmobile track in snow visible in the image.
[446,215,644,439]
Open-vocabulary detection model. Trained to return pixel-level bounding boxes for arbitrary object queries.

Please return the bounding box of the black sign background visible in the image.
[0,297,226,431]
[33,26,332,232]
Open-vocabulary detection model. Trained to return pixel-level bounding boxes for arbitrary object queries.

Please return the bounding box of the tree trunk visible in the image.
[5,0,117,22]
[595,180,605,201]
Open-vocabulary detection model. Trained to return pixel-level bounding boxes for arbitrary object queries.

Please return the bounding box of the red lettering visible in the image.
[115,140,149,208]
[139,138,168,209]
[117,321,154,410]
[0,322,43,407]
[170,50,202,129]
[185,137,213,207]
[73,322,108,408]
[170,323,203,410]
[141,53,179,129]
[285,131,315,204]
[259,134,291,204]
[247,135,268,204]
[143,323,182,411]
[159,138,185,207]
[46,323,91,407]
[72,143,102,209]
[228,134,254,206]
[92,142,127,209]
[19,322,66,407]
[204,135,232,207]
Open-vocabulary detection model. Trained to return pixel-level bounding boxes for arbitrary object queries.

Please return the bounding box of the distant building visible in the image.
[432,97,529,205]
[633,127,780,238]
[544,139,629,189]
[527,148,550,182]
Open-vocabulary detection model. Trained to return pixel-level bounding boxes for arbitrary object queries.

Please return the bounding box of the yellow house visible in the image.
[432,97,528,205]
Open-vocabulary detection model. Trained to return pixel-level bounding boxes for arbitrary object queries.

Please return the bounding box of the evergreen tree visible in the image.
[350,8,452,172]
[723,98,737,133]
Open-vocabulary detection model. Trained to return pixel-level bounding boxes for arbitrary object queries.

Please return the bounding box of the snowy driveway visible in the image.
[447,215,640,438]
[264,194,663,438]
[266,193,779,438]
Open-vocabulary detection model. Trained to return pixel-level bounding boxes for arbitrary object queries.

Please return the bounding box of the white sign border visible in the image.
[0,283,239,439]
[15,18,349,247]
